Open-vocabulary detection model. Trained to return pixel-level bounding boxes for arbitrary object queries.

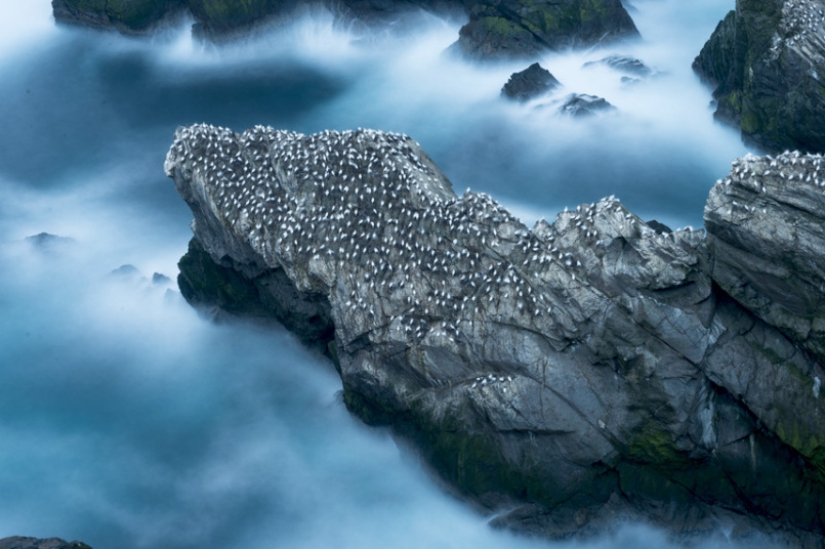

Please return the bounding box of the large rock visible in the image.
[166,124,825,544]
[694,0,825,153]
[705,151,825,364]
[453,0,639,59]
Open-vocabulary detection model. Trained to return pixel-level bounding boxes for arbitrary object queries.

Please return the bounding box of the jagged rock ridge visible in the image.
[694,0,825,153]
[166,124,825,545]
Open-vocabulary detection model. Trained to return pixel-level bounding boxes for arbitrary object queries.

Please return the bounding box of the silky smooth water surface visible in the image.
[0,0,765,547]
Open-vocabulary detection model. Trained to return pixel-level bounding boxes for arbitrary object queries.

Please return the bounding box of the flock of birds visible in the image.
[717,150,825,218]
[168,124,785,392]
[781,0,825,48]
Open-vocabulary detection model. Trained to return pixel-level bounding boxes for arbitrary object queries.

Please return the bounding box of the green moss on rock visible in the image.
[695,0,825,153]
[187,0,273,30]
[55,0,176,31]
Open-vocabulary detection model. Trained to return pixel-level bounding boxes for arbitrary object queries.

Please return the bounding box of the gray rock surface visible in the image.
[705,150,825,362]
[0,537,92,549]
[694,0,825,153]
[501,63,561,102]
[166,123,825,544]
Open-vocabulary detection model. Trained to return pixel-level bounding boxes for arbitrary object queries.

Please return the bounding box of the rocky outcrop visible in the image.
[693,0,825,153]
[453,0,638,59]
[52,0,638,57]
[583,54,652,77]
[705,150,825,366]
[501,63,561,102]
[0,537,92,549]
[556,93,615,116]
[166,124,825,545]
[51,0,184,33]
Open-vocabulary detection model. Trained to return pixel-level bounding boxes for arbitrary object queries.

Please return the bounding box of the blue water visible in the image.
[0,1,754,548]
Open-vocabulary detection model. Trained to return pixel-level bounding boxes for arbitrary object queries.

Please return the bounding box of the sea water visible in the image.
[0,0,763,547]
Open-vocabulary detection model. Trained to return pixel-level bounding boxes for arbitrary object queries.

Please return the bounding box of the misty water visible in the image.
[0,1,762,548]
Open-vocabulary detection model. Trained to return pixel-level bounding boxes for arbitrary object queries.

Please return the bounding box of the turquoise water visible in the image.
[0,1,757,548]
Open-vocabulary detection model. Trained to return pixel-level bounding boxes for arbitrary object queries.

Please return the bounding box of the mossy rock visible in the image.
[695,0,825,153]
[56,0,175,30]
[456,0,637,59]
[187,0,273,30]
[106,0,171,29]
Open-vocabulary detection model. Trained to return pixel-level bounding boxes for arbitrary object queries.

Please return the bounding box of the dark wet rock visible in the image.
[583,54,652,76]
[453,0,639,59]
[53,0,638,58]
[501,63,561,102]
[51,0,183,32]
[0,537,92,549]
[166,124,825,545]
[25,232,75,252]
[557,93,615,116]
[694,0,825,153]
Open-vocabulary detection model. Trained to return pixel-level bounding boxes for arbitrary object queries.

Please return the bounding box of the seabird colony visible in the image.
[168,124,711,381]
[779,0,825,50]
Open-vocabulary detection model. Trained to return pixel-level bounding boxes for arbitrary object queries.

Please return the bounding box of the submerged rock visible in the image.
[501,63,561,102]
[166,123,825,545]
[25,232,75,253]
[0,537,92,549]
[109,264,142,278]
[694,0,825,153]
[583,54,652,76]
[556,93,615,116]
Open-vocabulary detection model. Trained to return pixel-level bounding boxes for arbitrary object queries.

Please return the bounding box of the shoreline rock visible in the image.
[166,123,825,545]
[693,0,825,153]
[51,0,638,59]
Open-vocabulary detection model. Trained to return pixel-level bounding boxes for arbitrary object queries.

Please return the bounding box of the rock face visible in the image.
[501,63,561,102]
[51,0,184,32]
[0,537,92,549]
[705,150,825,365]
[52,0,638,57]
[166,124,825,545]
[694,0,825,153]
[453,0,638,59]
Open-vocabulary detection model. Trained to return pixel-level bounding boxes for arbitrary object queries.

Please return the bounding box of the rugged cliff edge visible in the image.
[166,124,825,545]
[693,0,825,153]
[51,0,638,58]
